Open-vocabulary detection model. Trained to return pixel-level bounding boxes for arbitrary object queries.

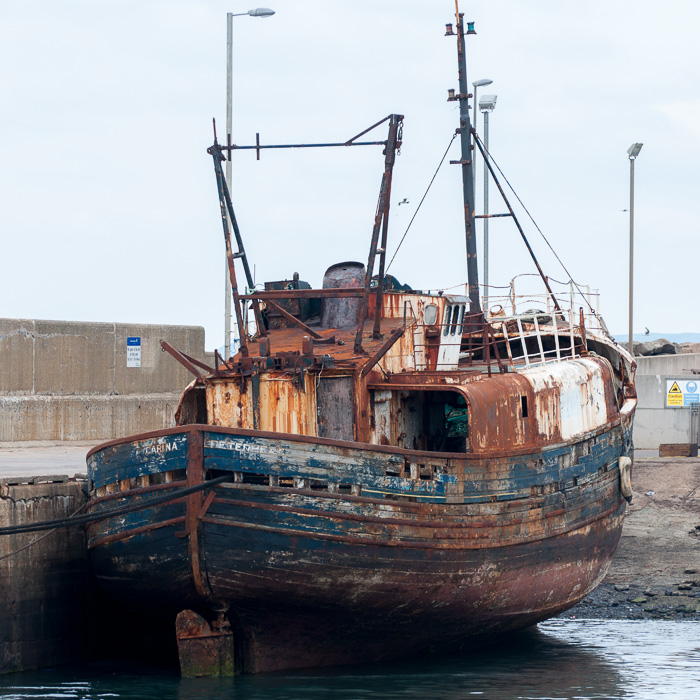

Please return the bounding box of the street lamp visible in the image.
[627,142,643,355]
[225,8,275,360]
[471,78,493,138]
[480,93,497,310]
[471,79,492,216]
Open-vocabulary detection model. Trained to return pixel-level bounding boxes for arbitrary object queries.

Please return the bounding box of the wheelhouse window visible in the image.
[442,304,466,336]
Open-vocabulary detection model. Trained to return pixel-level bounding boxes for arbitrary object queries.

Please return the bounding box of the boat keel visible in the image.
[175,609,235,677]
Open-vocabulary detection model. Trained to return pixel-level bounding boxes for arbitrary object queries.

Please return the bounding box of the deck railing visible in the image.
[412,300,613,374]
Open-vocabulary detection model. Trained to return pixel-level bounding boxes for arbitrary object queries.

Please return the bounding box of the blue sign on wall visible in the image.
[127,337,141,367]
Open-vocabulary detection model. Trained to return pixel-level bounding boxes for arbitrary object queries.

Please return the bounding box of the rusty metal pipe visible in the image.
[264,299,323,339]
[354,115,403,353]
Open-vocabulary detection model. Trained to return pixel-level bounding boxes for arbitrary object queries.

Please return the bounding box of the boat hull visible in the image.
[86,422,629,672]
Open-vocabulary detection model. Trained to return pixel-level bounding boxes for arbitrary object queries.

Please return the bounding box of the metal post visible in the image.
[454,13,480,316]
[627,143,642,355]
[473,83,478,204]
[223,8,275,358]
[471,78,492,218]
[225,13,233,360]
[483,108,490,311]
[690,403,699,449]
[628,155,634,356]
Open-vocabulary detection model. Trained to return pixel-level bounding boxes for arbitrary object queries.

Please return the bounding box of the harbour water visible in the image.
[0,620,698,700]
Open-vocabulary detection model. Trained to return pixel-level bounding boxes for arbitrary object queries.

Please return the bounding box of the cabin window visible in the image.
[424,303,438,325]
[442,304,466,336]
[521,395,529,418]
[456,305,465,334]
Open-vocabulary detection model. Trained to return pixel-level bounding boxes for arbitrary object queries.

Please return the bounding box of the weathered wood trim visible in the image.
[186,430,212,600]
[200,499,624,551]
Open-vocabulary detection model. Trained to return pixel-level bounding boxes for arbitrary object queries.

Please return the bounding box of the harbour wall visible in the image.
[634,353,700,449]
[0,318,213,442]
[0,477,91,674]
[2,317,699,449]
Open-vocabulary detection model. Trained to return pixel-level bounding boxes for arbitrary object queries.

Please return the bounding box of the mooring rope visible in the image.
[0,500,91,562]
[0,474,233,537]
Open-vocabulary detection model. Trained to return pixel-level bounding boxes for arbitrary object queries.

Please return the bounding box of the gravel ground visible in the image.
[562,455,700,621]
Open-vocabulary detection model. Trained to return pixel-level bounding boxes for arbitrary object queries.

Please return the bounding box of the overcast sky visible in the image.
[1,1,697,349]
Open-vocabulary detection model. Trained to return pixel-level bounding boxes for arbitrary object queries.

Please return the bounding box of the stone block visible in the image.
[0,394,178,442]
[0,482,92,674]
[114,323,206,395]
[33,320,115,395]
[0,319,35,395]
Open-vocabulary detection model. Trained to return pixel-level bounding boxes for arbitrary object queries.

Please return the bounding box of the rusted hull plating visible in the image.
[86,420,631,672]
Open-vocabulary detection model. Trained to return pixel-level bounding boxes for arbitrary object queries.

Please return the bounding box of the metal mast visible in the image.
[451,5,481,316]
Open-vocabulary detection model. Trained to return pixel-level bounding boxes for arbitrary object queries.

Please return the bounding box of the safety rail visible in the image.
[411,305,605,374]
[482,274,608,336]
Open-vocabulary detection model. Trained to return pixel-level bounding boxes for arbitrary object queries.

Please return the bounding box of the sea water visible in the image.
[0,620,698,700]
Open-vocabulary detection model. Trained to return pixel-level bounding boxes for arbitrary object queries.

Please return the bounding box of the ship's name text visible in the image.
[206,439,278,455]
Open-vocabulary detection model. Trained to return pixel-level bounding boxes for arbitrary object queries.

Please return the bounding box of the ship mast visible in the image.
[450,2,481,318]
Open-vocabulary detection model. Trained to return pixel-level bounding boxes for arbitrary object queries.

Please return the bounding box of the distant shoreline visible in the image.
[613,332,700,344]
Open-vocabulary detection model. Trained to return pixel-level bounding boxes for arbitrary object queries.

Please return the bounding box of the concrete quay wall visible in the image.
[633,353,700,449]
[0,318,212,441]
[0,478,91,674]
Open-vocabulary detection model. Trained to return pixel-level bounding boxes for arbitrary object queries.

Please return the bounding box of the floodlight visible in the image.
[479,94,497,111]
[627,143,643,158]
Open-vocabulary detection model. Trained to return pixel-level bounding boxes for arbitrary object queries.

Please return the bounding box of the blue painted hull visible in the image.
[86,422,630,672]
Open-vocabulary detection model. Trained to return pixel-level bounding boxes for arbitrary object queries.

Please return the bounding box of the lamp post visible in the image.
[479,93,497,311]
[224,8,275,360]
[471,79,492,212]
[627,142,643,355]
[471,79,493,137]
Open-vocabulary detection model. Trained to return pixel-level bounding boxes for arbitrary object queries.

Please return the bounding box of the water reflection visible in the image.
[0,621,698,700]
[177,624,624,700]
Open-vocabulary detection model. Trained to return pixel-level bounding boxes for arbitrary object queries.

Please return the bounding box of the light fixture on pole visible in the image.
[627,142,643,355]
[471,78,493,137]
[225,8,275,360]
[479,93,497,311]
[471,79,493,208]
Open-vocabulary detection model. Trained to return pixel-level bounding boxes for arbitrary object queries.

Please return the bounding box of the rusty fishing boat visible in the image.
[85,6,636,675]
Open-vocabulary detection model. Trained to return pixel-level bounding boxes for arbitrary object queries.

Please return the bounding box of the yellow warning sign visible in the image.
[667,381,683,406]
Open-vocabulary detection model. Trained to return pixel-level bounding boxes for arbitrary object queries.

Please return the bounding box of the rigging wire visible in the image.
[474,134,595,314]
[386,131,458,274]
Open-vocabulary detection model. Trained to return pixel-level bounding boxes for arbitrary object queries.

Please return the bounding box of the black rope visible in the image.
[0,474,233,537]
[0,500,91,561]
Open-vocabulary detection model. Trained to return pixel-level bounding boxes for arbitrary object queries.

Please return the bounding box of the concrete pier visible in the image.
[0,474,91,674]
[0,318,213,442]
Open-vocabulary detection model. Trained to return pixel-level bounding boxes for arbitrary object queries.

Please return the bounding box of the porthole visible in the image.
[424,303,438,325]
